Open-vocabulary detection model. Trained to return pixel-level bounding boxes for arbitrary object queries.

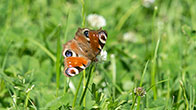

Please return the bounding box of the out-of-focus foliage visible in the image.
[0,0,196,109]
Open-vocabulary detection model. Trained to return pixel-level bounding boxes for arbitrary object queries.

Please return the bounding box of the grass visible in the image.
[0,0,196,109]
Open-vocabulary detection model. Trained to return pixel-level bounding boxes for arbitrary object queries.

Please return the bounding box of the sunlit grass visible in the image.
[0,0,196,109]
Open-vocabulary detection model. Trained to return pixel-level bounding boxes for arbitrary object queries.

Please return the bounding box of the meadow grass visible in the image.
[0,0,196,109]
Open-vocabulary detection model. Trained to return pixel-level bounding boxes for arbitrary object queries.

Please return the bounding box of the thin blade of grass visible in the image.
[79,64,95,105]
[81,0,85,28]
[140,60,149,87]
[28,98,37,110]
[151,37,160,100]
[151,6,159,100]
[147,79,169,92]
[31,39,56,62]
[1,41,13,70]
[115,2,140,31]
[56,25,62,96]
[82,70,86,107]
[179,80,189,110]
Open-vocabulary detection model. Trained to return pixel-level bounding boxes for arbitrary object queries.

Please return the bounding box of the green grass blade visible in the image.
[1,41,13,70]
[115,2,140,31]
[79,64,95,105]
[151,38,160,100]
[140,60,149,87]
[31,39,56,62]
[82,70,86,107]
[81,0,85,28]
[151,6,159,100]
[56,25,62,96]
[179,81,189,110]
[147,79,169,92]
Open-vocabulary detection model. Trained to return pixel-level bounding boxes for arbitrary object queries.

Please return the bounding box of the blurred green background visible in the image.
[0,0,196,109]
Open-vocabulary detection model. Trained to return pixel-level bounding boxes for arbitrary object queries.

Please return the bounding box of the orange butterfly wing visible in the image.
[62,28,107,77]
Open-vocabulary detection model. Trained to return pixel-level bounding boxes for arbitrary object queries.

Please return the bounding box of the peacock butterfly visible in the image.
[62,28,108,77]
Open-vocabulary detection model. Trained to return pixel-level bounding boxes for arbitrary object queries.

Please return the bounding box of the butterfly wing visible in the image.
[62,39,91,77]
[62,28,108,77]
[75,28,108,60]
[64,57,91,77]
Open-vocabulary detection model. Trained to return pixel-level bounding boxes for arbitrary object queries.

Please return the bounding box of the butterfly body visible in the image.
[63,28,107,77]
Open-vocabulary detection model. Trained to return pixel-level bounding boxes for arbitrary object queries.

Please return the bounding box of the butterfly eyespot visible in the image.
[99,31,107,44]
[101,35,106,40]
[65,50,72,57]
[64,67,79,77]
[63,49,77,57]
[83,30,89,37]
[83,29,90,41]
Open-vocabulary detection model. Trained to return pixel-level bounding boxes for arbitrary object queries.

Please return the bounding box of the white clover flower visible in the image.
[123,32,137,42]
[87,14,106,28]
[143,0,155,8]
[100,50,107,61]
[97,50,107,62]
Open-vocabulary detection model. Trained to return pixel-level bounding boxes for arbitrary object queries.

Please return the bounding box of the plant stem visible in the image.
[83,70,86,107]
[81,0,85,27]
[79,65,95,105]
[131,95,138,110]
[111,54,116,99]
[151,6,158,100]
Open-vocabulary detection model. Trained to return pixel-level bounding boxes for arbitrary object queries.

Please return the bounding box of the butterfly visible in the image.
[62,28,108,77]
